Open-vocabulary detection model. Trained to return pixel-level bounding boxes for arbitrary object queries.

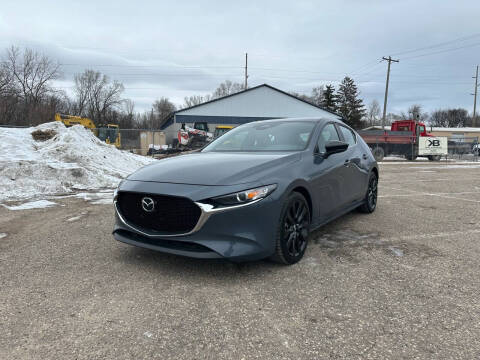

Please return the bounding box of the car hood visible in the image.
[127,151,301,186]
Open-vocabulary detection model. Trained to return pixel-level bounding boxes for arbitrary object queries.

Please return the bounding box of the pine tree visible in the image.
[335,77,366,129]
[321,84,337,112]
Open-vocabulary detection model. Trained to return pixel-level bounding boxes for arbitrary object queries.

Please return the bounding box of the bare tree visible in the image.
[0,46,62,124]
[311,86,325,106]
[73,71,91,115]
[0,61,13,95]
[181,79,244,109]
[123,99,135,118]
[5,46,61,105]
[367,100,381,126]
[290,91,313,103]
[183,94,209,108]
[430,108,470,127]
[73,69,124,123]
[212,80,244,99]
[401,104,428,122]
[152,97,176,128]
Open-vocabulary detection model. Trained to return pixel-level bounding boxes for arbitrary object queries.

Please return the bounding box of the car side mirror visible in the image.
[324,140,349,158]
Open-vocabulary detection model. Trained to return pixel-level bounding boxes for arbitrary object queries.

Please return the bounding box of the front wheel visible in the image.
[271,192,311,265]
[359,172,378,213]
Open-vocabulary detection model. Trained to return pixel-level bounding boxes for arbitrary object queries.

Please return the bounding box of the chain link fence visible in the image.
[118,129,167,155]
[446,136,479,160]
[358,132,479,161]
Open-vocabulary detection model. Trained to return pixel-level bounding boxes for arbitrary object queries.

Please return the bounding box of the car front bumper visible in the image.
[112,181,282,261]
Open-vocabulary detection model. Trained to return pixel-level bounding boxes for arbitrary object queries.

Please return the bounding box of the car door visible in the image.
[336,124,369,203]
[307,123,350,223]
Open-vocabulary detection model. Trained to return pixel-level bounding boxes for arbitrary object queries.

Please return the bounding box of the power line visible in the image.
[354,62,385,76]
[60,63,243,69]
[60,72,242,77]
[54,73,472,85]
[349,59,382,75]
[391,32,480,57]
[402,42,480,60]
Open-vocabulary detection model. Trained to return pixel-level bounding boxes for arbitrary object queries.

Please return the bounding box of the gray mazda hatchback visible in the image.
[113,118,378,264]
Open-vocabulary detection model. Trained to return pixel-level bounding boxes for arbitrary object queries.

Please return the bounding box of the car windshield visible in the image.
[202,121,316,152]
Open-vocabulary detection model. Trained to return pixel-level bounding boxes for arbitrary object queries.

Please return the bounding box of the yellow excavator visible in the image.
[54,113,121,148]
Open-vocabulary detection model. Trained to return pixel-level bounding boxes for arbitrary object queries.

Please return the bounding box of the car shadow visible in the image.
[113,211,369,277]
[114,244,284,280]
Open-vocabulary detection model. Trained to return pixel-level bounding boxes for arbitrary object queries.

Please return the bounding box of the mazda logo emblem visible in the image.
[141,197,155,212]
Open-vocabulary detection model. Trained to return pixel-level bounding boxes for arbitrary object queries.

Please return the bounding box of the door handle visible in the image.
[362,154,368,160]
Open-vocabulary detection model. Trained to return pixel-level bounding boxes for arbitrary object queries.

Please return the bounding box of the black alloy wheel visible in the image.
[359,172,378,213]
[271,192,311,264]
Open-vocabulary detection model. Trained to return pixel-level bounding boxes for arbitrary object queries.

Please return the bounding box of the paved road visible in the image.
[1,162,479,359]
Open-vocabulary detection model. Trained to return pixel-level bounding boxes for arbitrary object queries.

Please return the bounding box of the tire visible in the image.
[358,172,378,213]
[270,192,311,265]
[428,155,441,161]
[372,147,385,162]
[405,153,417,161]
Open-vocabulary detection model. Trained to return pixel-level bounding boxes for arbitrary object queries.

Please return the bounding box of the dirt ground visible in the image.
[1,161,479,359]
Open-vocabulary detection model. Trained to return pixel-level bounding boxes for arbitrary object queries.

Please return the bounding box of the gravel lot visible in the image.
[1,161,479,359]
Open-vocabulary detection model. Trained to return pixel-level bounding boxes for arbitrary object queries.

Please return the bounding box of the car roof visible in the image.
[248,117,343,126]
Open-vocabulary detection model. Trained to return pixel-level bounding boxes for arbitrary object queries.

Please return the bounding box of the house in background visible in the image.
[160,84,340,145]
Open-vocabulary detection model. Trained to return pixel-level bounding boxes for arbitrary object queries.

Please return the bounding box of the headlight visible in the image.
[211,184,277,206]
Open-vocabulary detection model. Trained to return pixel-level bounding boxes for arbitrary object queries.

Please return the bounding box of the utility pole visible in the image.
[381,56,399,129]
[244,53,248,89]
[473,65,478,127]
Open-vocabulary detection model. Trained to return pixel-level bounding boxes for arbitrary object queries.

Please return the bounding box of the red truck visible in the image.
[357,120,440,161]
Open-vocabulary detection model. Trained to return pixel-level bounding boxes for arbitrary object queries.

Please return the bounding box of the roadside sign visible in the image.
[418,137,448,155]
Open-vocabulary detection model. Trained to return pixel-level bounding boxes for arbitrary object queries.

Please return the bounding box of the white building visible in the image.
[161,84,341,144]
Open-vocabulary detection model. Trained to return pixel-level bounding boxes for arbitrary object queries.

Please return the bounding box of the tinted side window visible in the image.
[317,123,340,153]
[339,126,356,147]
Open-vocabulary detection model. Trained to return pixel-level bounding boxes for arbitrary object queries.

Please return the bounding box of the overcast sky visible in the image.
[1,0,479,114]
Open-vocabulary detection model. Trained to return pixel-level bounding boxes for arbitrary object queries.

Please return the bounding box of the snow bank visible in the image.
[0,122,154,202]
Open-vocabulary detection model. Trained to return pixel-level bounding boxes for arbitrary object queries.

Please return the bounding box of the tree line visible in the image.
[0,46,476,130]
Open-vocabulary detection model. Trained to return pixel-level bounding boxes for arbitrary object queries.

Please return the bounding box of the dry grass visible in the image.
[31,129,57,141]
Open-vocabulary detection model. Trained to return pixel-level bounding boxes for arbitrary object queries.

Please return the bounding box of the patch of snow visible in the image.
[0,233,7,239]
[0,122,154,202]
[2,200,57,210]
[143,331,153,338]
[66,215,83,222]
[74,191,113,204]
[379,159,480,165]
[381,156,429,162]
[414,164,480,170]
[389,246,404,257]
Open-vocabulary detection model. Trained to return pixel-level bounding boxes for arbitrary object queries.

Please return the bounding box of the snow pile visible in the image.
[0,122,154,202]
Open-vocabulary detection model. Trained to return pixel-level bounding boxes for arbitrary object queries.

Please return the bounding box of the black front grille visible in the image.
[116,192,201,233]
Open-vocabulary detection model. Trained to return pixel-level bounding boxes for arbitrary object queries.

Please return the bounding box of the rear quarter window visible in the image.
[339,126,356,147]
